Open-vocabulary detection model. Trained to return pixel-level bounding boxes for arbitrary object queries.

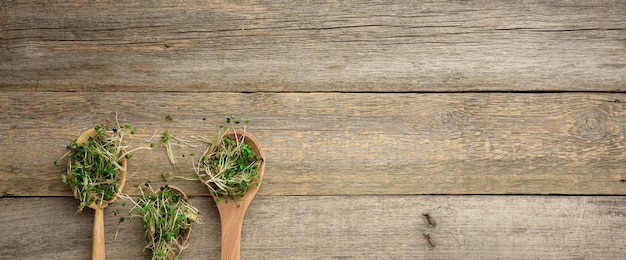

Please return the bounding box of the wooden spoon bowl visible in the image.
[210,129,265,260]
[68,128,127,260]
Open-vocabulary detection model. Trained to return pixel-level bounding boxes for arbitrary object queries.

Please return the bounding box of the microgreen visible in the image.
[193,116,263,203]
[161,130,176,166]
[159,130,197,168]
[161,172,171,182]
[120,184,200,260]
[57,121,151,211]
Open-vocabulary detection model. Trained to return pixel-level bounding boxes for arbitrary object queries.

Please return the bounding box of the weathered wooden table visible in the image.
[1,1,625,259]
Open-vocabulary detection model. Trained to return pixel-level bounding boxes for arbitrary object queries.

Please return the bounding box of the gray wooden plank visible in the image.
[1,0,624,92]
[1,92,626,196]
[1,196,624,259]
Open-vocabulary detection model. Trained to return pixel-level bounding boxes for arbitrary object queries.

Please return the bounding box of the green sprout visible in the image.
[161,172,171,182]
[193,116,263,203]
[121,184,200,260]
[159,130,197,168]
[161,130,176,166]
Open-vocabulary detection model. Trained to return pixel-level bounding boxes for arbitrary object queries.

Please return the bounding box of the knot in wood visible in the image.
[569,109,610,141]
[429,110,467,134]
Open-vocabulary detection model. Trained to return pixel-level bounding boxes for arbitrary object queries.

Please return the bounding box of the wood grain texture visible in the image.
[1,196,624,259]
[2,92,626,196]
[1,0,625,92]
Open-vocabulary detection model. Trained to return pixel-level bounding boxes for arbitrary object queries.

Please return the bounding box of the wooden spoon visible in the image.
[210,129,265,260]
[69,128,127,260]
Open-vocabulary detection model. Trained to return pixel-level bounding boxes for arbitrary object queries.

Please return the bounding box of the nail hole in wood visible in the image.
[423,233,437,248]
[422,213,437,228]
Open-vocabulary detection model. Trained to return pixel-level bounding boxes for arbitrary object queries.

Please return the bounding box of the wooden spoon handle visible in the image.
[92,207,106,260]
[220,207,247,260]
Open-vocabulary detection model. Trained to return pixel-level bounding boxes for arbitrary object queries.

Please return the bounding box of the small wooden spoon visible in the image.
[210,129,265,260]
[69,128,127,260]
